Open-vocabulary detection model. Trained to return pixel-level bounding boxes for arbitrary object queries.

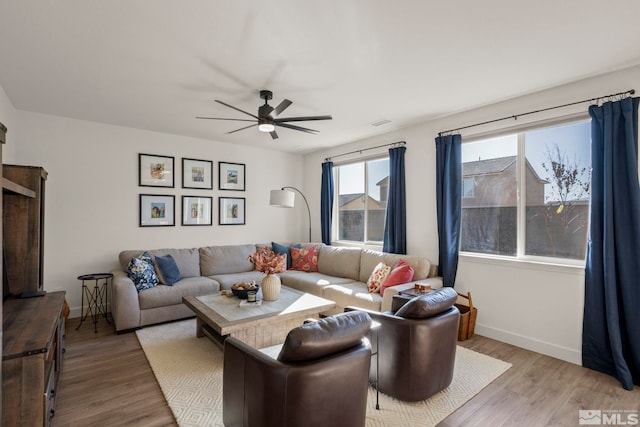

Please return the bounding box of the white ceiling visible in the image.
[1,1,640,153]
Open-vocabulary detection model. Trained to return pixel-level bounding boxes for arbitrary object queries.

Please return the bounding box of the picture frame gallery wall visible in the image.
[137,154,246,227]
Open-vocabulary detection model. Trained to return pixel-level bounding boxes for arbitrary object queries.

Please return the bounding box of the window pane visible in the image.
[367,158,389,242]
[524,121,590,259]
[338,163,365,242]
[336,158,389,243]
[461,135,518,256]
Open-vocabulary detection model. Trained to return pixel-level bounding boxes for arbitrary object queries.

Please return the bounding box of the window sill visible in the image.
[459,252,585,276]
[332,240,384,251]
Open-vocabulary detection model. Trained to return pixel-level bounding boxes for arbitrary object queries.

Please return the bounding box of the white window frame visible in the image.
[333,155,389,246]
[460,115,590,268]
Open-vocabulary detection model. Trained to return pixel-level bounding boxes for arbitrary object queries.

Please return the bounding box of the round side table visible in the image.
[76,273,113,333]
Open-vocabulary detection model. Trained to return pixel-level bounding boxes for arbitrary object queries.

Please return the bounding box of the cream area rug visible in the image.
[136,319,511,427]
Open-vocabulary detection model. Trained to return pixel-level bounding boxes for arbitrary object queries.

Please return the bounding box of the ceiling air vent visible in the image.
[370,119,391,127]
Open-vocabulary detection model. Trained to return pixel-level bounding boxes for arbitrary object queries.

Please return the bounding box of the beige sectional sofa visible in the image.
[111,243,442,331]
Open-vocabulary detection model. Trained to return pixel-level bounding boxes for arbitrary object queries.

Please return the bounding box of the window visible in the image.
[462,178,475,198]
[461,120,591,261]
[335,157,390,243]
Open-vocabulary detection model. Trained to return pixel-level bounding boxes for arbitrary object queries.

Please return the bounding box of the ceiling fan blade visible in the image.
[274,115,332,123]
[276,122,319,134]
[270,130,279,140]
[226,123,258,134]
[215,100,259,119]
[196,117,256,122]
[270,99,292,118]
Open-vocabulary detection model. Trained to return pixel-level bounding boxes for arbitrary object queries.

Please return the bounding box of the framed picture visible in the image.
[139,194,175,227]
[182,196,213,226]
[219,161,246,191]
[219,197,245,225]
[139,153,175,187]
[182,158,213,189]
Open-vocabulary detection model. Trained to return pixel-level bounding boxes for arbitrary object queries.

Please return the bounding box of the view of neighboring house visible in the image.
[462,156,546,208]
[338,176,389,242]
[462,155,588,259]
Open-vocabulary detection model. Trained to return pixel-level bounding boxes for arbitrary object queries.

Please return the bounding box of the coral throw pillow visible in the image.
[272,242,302,270]
[367,262,392,293]
[380,259,415,296]
[290,245,319,272]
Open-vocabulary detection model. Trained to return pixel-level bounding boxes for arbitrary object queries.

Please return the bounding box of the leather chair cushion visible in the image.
[395,287,457,319]
[278,311,372,362]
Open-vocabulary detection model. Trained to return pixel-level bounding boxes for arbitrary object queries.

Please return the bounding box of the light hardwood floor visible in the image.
[52,316,640,427]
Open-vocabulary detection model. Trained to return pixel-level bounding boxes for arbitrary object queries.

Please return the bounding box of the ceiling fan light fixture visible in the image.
[197,90,332,140]
[258,123,275,133]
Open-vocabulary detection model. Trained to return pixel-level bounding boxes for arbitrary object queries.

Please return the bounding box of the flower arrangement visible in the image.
[248,247,286,276]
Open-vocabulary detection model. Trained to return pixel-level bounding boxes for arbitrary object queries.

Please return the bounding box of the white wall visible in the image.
[303,64,640,365]
[7,109,306,317]
[0,86,19,163]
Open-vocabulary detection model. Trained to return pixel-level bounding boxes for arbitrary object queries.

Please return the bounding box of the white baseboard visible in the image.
[475,323,582,365]
[68,304,111,321]
[69,306,82,319]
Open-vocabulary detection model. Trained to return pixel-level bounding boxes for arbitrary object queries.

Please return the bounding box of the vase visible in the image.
[261,274,281,301]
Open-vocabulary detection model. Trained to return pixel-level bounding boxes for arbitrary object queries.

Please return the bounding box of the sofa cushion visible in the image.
[394,287,457,319]
[359,249,430,283]
[322,283,383,312]
[154,254,181,285]
[280,271,355,297]
[127,252,159,292]
[138,276,220,310]
[200,244,256,276]
[120,248,200,279]
[277,311,372,362]
[272,242,302,270]
[317,246,361,281]
[290,245,319,272]
[380,259,414,296]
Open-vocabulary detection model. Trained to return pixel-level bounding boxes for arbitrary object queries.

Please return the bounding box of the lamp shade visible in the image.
[270,189,295,207]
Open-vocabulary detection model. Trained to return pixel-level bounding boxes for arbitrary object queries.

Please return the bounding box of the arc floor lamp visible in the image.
[269,186,311,242]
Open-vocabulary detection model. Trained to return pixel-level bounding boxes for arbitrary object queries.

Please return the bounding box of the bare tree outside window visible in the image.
[525,141,591,259]
[461,120,591,262]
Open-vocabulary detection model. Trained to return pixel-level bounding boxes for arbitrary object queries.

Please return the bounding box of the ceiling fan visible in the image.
[196,90,332,140]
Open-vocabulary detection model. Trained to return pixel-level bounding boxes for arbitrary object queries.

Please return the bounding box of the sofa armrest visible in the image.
[380,276,444,312]
[111,270,142,331]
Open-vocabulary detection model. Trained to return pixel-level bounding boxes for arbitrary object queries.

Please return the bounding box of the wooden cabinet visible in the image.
[1,123,58,425]
[0,120,5,420]
[2,291,65,426]
[3,165,47,296]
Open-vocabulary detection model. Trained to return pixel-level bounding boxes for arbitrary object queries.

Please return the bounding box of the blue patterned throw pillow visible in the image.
[127,252,159,292]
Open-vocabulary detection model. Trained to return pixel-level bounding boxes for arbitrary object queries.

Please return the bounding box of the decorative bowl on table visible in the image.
[231,282,259,299]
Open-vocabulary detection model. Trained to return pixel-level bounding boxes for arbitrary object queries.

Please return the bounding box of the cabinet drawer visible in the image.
[44,363,56,426]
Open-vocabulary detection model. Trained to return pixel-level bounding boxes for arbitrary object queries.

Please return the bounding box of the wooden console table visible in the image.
[2,291,66,427]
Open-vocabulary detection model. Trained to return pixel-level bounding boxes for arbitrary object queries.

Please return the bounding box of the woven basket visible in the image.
[455,291,477,341]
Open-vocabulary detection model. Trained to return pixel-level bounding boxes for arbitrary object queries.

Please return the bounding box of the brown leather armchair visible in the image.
[223,311,373,427]
[347,287,459,402]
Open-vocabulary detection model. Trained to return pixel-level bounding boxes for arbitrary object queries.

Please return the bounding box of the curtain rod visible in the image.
[438,89,635,137]
[325,141,405,162]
